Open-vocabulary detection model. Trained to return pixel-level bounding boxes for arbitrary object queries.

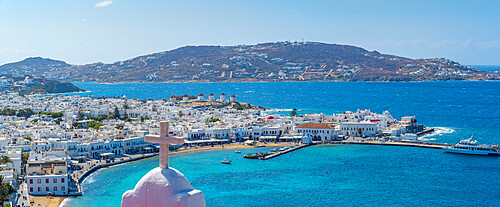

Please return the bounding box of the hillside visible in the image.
[0,75,84,94]
[1,42,498,82]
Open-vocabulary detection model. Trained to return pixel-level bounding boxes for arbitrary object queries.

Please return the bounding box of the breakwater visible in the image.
[261,144,313,160]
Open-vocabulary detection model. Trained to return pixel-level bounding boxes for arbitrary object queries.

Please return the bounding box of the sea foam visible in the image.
[418,127,455,141]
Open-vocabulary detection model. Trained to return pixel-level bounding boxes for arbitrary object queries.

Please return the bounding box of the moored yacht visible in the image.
[444,136,500,156]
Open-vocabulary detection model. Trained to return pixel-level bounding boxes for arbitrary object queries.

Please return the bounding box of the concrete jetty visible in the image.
[417,128,435,137]
[261,144,313,160]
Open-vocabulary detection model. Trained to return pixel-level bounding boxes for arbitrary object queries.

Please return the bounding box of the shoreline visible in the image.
[71,79,500,84]
[57,142,295,207]
[56,139,468,207]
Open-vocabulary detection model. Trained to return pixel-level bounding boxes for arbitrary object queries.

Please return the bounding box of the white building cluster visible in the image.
[0,91,423,204]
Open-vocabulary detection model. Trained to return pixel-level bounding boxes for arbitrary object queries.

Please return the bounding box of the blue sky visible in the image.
[0,0,499,65]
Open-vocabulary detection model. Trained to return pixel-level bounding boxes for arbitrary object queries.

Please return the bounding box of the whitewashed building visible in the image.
[294,123,337,141]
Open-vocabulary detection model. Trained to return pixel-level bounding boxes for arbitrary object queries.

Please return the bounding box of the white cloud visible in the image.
[81,19,87,22]
[475,39,500,49]
[94,1,112,8]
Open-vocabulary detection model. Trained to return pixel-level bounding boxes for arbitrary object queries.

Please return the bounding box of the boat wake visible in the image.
[419,127,455,140]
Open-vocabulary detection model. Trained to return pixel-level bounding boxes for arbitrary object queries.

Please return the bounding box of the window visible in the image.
[61,178,65,183]
[30,187,33,192]
[62,186,65,191]
[30,179,33,184]
[46,179,49,183]
[46,187,49,191]
[38,187,41,192]
[54,186,57,191]
[37,179,41,184]
[54,178,57,183]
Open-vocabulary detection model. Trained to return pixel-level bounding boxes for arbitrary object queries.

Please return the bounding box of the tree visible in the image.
[97,114,108,122]
[0,156,12,166]
[21,153,29,164]
[114,106,121,119]
[290,108,297,117]
[0,175,14,207]
[0,108,16,116]
[17,108,35,118]
[87,121,103,130]
[77,110,85,121]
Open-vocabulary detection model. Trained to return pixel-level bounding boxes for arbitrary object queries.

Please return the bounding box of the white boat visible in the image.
[221,158,232,164]
[234,150,241,154]
[444,136,500,156]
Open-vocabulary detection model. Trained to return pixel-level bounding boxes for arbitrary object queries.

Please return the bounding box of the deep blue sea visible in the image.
[469,65,500,71]
[62,81,500,207]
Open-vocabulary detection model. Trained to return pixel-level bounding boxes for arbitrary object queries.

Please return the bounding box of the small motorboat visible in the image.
[271,148,278,152]
[243,154,259,159]
[221,158,232,164]
[234,150,241,154]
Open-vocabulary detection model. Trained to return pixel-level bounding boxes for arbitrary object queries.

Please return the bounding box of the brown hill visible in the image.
[1,42,497,82]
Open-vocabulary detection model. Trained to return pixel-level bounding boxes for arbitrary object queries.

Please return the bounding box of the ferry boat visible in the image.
[444,137,500,156]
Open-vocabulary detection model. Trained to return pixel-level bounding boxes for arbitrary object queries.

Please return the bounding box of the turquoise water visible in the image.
[66,146,500,207]
[64,81,500,206]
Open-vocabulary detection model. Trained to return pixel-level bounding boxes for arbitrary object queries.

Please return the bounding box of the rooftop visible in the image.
[295,123,332,129]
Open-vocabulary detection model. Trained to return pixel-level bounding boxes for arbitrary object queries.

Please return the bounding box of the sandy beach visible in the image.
[31,196,66,207]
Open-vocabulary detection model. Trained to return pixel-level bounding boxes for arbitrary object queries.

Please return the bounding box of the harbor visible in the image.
[0,82,496,207]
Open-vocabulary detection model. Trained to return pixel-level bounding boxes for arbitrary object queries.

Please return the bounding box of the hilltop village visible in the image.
[0,92,425,206]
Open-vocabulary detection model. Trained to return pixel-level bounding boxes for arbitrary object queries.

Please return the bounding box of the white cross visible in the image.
[145,121,184,169]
